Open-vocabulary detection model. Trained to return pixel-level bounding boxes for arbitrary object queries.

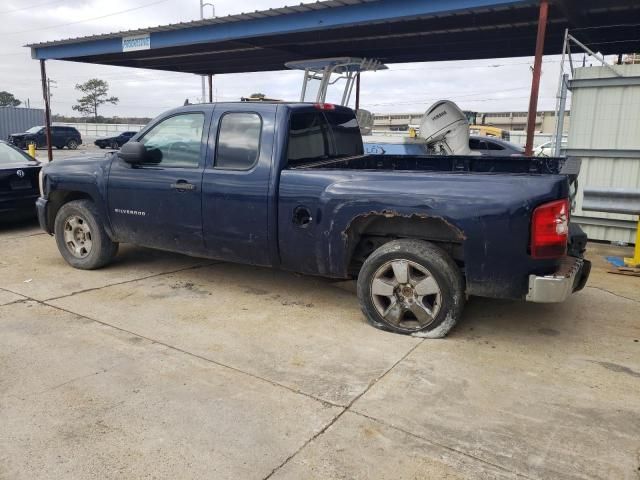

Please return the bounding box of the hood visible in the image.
[42,152,113,172]
[9,133,29,138]
[0,159,40,170]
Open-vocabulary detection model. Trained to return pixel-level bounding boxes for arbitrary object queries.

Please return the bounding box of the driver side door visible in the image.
[107,110,210,253]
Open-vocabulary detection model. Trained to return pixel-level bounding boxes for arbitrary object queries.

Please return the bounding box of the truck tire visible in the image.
[54,200,118,270]
[357,239,464,338]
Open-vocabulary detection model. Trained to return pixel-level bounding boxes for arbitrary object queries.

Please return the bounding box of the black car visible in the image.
[8,126,82,150]
[0,141,41,219]
[94,131,137,149]
[469,135,525,157]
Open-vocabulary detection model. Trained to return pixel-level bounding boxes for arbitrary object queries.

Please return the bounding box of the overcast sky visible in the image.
[0,0,604,118]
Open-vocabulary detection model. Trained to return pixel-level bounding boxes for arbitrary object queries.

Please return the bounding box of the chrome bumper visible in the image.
[526,257,591,303]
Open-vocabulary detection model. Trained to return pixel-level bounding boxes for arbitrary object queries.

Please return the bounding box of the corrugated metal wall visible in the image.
[0,107,44,142]
[567,64,640,243]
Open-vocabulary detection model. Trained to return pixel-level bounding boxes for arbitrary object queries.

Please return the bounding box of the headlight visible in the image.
[38,171,45,196]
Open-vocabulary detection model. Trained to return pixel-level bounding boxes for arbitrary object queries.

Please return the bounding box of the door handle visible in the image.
[171,180,196,192]
[292,206,313,227]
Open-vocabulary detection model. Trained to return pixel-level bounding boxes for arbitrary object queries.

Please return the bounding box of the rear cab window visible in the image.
[287,108,363,166]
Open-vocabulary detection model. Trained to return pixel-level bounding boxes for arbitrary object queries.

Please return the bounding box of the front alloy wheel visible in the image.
[54,200,118,270]
[63,215,93,258]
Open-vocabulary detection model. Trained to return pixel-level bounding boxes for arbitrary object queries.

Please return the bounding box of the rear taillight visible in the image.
[530,199,569,259]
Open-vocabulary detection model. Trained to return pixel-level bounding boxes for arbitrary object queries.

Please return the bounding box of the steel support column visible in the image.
[208,74,213,102]
[525,0,549,156]
[355,72,360,110]
[39,59,53,162]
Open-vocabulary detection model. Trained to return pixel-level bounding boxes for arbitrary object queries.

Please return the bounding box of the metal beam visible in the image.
[355,72,360,110]
[563,148,640,159]
[525,0,549,156]
[582,188,640,215]
[31,0,530,60]
[569,76,640,89]
[572,215,637,230]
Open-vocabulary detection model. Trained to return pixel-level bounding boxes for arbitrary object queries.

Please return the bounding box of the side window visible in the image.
[215,113,262,170]
[487,141,504,151]
[469,138,482,150]
[139,113,204,168]
[287,111,331,164]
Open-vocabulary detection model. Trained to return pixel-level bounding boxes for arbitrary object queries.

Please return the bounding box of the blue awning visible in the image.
[27,0,640,74]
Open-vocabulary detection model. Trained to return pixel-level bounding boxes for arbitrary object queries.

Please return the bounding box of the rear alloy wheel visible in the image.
[54,200,118,269]
[357,239,464,338]
[109,140,119,149]
[67,139,78,150]
[371,259,442,328]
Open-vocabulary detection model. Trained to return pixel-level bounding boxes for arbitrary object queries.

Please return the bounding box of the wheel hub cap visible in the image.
[370,259,442,331]
[63,215,93,258]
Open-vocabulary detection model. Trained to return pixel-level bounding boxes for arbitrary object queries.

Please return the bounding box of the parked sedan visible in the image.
[469,136,525,157]
[0,141,41,219]
[94,131,137,149]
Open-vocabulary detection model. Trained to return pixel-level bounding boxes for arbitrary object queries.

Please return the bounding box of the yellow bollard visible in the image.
[28,143,36,159]
[623,218,640,268]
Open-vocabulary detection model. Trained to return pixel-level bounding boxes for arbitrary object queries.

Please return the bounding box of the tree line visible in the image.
[1,79,133,123]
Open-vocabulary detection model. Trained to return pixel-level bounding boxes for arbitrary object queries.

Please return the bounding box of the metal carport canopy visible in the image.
[27,0,640,75]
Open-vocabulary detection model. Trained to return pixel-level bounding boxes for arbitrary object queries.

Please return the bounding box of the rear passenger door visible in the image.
[51,127,65,147]
[201,104,275,266]
[108,110,209,253]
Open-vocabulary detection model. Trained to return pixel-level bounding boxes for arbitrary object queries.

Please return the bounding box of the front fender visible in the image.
[42,154,115,236]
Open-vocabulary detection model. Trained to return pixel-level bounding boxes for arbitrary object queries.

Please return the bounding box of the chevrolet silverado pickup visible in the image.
[36,102,590,338]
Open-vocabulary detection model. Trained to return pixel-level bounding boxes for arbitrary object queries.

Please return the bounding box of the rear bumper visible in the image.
[36,197,52,234]
[526,256,591,303]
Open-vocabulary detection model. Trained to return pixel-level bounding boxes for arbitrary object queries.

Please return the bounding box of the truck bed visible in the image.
[290,154,579,178]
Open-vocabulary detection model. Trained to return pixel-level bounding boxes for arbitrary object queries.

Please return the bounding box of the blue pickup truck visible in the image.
[36,102,590,338]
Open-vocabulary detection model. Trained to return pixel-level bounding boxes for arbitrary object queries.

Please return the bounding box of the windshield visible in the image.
[25,126,43,134]
[0,143,30,163]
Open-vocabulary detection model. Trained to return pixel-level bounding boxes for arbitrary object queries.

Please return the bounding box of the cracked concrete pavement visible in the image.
[1,219,639,479]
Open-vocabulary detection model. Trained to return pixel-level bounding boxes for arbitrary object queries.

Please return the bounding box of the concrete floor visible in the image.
[1,219,639,480]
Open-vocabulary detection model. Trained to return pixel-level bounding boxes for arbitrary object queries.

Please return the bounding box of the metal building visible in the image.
[568,64,640,243]
[0,107,43,142]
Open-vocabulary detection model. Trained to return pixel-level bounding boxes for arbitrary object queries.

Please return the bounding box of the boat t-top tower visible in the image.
[285,57,387,106]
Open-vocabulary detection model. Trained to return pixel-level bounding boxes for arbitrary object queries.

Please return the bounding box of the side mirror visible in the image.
[118,141,146,164]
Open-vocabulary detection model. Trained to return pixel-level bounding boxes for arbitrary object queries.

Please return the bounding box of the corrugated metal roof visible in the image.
[26,0,378,48]
[25,0,640,75]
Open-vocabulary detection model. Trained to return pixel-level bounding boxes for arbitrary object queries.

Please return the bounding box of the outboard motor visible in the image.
[419,100,479,156]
